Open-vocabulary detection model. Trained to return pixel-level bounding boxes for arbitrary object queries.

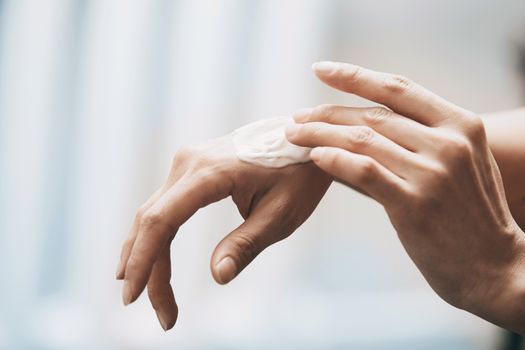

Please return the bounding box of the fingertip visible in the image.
[312,61,338,75]
[155,304,178,331]
[292,108,313,123]
[212,256,238,285]
[122,280,133,306]
[122,279,142,306]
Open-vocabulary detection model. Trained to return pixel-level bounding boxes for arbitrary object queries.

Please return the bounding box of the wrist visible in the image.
[465,226,525,334]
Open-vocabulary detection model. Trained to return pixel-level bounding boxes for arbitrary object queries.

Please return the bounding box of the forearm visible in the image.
[482,108,525,229]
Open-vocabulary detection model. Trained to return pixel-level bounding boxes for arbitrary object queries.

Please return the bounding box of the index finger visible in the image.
[123,174,231,305]
[312,61,463,126]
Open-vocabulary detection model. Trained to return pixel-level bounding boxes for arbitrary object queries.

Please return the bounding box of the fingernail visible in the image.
[122,280,133,306]
[285,123,301,138]
[155,309,173,331]
[310,147,326,162]
[292,108,313,123]
[215,256,237,284]
[312,61,337,74]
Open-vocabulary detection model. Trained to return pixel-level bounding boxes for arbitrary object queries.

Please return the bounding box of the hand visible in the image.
[116,135,331,330]
[285,61,525,332]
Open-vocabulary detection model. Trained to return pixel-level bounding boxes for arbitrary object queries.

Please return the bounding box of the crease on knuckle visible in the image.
[322,150,340,170]
[313,104,337,122]
[229,234,261,266]
[343,64,362,84]
[355,158,377,185]
[347,126,374,149]
[140,209,173,239]
[383,74,413,95]
[364,107,390,125]
[299,123,323,141]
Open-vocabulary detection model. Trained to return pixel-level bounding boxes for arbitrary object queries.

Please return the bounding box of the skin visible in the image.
[285,61,525,333]
[117,60,525,334]
[115,136,331,330]
[482,108,525,229]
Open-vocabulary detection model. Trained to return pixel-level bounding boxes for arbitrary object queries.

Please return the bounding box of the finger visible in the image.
[210,191,290,285]
[123,174,231,305]
[116,188,164,280]
[147,244,178,331]
[117,150,188,280]
[286,122,421,178]
[292,105,439,152]
[312,61,462,126]
[310,146,407,204]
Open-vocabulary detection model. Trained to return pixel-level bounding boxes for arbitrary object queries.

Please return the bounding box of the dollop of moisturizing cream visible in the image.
[232,117,312,168]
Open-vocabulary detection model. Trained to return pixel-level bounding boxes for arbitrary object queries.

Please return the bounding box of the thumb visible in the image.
[210,203,283,285]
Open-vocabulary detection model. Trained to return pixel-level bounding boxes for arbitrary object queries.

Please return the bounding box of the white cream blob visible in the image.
[232,117,312,168]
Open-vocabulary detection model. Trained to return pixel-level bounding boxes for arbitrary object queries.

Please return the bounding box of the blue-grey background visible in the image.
[0,0,524,349]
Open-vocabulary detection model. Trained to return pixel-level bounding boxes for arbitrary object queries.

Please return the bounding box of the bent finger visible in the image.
[147,244,178,331]
[116,188,164,280]
[310,147,407,205]
[312,61,461,126]
[123,174,231,305]
[293,105,438,152]
[286,122,422,179]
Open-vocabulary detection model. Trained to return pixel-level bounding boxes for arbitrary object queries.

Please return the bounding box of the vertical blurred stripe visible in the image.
[0,0,76,346]
[37,0,87,297]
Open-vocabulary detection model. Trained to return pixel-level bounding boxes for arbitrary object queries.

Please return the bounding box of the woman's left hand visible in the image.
[285,61,525,333]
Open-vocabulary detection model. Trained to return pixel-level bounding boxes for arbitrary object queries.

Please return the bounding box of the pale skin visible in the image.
[117,61,525,333]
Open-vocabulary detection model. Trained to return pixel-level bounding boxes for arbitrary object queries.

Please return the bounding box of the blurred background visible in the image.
[1,0,524,349]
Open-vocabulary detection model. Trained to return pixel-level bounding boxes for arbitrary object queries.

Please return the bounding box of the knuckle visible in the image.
[382,74,413,95]
[461,113,486,141]
[355,158,377,185]
[312,104,337,122]
[347,126,374,148]
[297,124,323,141]
[140,209,168,232]
[134,205,148,223]
[229,234,261,265]
[364,107,391,125]
[343,64,362,83]
[172,146,193,166]
[323,150,341,170]
[194,168,218,184]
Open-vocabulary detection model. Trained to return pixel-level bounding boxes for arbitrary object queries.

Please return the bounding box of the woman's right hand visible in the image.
[286,61,525,333]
